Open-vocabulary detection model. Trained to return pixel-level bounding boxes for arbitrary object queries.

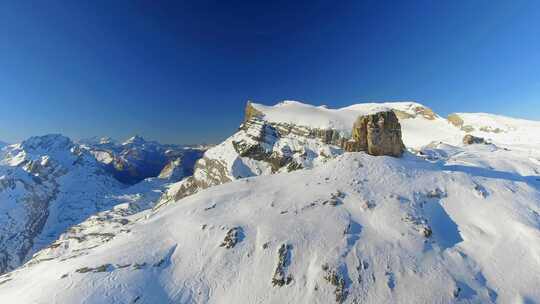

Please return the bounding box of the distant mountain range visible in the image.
[0,134,205,275]
[1,101,540,303]
[78,135,204,184]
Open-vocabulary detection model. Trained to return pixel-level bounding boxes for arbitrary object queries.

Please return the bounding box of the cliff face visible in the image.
[346,111,405,157]
[155,102,406,208]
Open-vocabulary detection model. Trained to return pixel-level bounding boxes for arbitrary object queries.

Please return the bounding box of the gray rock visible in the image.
[463,134,486,145]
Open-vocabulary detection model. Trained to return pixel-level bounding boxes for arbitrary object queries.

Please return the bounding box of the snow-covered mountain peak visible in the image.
[19,134,74,153]
[82,135,205,185]
[122,135,147,146]
[250,100,439,131]
[0,133,188,275]
[99,137,114,145]
[250,100,406,134]
[79,136,117,146]
[1,134,92,169]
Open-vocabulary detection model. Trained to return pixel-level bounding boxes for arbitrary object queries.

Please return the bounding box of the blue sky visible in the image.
[0,1,539,144]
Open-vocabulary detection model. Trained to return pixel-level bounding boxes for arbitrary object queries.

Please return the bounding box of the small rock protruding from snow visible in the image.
[463,134,486,145]
[322,264,348,303]
[219,227,243,249]
[361,200,376,211]
[474,183,489,198]
[271,243,293,287]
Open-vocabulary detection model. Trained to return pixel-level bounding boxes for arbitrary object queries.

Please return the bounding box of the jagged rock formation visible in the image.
[393,105,436,120]
[244,101,264,122]
[344,110,405,157]
[448,114,475,132]
[156,103,406,206]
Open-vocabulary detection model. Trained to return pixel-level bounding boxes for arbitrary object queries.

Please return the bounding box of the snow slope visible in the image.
[1,143,539,303]
[452,112,540,148]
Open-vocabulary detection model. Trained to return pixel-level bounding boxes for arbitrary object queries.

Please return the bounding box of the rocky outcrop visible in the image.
[412,105,436,120]
[271,244,293,287]
[463,134,486,145]
[447,114,475,132]
[345,111,405,157]
[447,114,464,128]
[220,227,243,249]
[244,101,264,122]
[479,126,503,133]
[393,105,436,121]
[156,105,406,208]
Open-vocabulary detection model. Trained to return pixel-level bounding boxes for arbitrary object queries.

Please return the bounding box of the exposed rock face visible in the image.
[412,105,437,120]
[345,111,405,157]
[244,101,264,122]
[394,105,436,121]
[463,134,486,145]
[479,126,503,133]
[272,244,293,287]
[447,114,464,128]
[156,105,406,208]
[447,114,476,132]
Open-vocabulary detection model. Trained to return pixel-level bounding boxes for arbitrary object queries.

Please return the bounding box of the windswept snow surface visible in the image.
[456,112,540,148]
[1,143,539,303]
[251,101,463,148]
[252,100,540,151]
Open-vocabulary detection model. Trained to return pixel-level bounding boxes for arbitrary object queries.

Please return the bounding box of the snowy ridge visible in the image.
[251,100,431,136]
[251,100,464,148]
[159,100,539,206]
[451,112,540,147]
[1,145,539,303]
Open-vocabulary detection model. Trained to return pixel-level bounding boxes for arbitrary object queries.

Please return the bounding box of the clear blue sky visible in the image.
[1,1,539,144]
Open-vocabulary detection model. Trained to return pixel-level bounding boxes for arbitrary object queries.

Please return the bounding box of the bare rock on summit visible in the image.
[244,101,264,122]
[345,111,405,157]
